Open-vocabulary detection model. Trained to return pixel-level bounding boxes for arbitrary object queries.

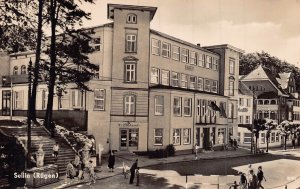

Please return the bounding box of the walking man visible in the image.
[248,169,258,189]
[129,159,138,184]
[136,167,140,186]
[194,143,199,160]
[108,151,115,172]
[53,142,59,160]
[239,172,247,189]
[257,166,266,189]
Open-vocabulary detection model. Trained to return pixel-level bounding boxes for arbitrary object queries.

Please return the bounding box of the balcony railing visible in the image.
[196,115,216,124]
[2,75,29,86]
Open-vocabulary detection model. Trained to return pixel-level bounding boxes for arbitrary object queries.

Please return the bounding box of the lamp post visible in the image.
[27,58,33,168]
[2,76,13,120]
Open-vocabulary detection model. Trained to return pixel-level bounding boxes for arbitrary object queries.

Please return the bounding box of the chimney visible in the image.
[197,43,201,47]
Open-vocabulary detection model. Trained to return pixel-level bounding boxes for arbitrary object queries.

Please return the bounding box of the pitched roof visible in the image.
[257,91,278,99]
[239,81,253,96]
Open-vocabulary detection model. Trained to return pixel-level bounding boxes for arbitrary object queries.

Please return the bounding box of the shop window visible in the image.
[243,133,251,144]
[183,129,191,144]
[173,129,181,145]
[14,91,23,109]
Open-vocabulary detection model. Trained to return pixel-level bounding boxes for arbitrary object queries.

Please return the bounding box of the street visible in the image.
[63,151,300,189]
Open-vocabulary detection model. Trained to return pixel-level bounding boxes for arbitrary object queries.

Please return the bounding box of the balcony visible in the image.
[2,75,29,86]
[196,115,216,124]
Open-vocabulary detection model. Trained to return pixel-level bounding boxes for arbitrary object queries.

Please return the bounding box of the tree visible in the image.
[264,119,277,152]
[253,119,266,153]
[43,0,97,129]
[277,120,296,150]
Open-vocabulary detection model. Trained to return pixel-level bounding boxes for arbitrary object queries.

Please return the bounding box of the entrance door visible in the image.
[196,128,200,146]
[120,128,139,151]
[203,128,210,150]
[2,90,11,116]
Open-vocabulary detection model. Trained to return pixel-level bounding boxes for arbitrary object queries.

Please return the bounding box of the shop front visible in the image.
[119,128,139,151]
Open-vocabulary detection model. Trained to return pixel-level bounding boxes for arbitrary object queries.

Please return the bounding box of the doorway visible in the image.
[120,128,139,151]
[203,128,210,150]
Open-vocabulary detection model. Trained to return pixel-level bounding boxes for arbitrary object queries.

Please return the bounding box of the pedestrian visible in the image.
[248,169,258,189]
[247,164,253,177]
[50,121,56,138]
[292,135,296,149]
[52,142,59,160]
[229,133,234,147]
[194,143,199,160]
[257,166,266,189]
[129,159,138,184]
[233,139,238,150]
[136,167,140,186]
[239,172,247,189]
[90,137,96,155]
[87,160,96,184]
[228,181,239,189]
[123,162,128,179]
[108,151,115,172]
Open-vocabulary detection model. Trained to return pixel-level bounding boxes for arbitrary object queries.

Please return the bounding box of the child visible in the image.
[122,162,128,179]
[52,142,59,160]
[66,161,75,184]
[136,167,140,186]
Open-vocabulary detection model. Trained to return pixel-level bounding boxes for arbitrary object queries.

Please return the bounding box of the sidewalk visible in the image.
[40,148,254,189]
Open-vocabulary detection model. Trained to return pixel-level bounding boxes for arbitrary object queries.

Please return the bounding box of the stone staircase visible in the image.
[0,126,76,176]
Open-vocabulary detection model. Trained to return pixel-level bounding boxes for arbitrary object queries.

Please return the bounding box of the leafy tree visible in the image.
[253,119,266,153]
[277,120,297,150]
[264,119,277,152]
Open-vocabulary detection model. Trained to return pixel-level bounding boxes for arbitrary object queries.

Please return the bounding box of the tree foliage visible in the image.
[240,51,300,91]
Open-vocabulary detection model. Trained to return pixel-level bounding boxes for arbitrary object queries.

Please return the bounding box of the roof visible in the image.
[239,81,253,96]
[277,72,292,89]
[257,91,278,99]
[107,4,157,20]
[241,65,287,95]
[203,44,245,54]
[150,29,220,56]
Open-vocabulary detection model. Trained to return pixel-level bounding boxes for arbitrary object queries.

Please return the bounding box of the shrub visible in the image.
[165,144,176,157]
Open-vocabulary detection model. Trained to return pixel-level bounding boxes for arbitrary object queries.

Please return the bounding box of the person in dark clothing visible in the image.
[257,166,266,189]
[233,139,238,150]
[239,172,247,189]
[229,181,239,189]
[50,121,56,138]
[129,159,138,184]
[108,151,115,172]
[136,167,140,186]
[248,170,258,189]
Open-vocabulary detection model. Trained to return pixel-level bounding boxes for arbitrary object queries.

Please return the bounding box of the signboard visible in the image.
[185,65,194,71]
[238,107,248,112]
[118,122,139,127]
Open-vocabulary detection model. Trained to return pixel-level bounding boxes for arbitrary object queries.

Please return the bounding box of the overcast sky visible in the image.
[81,0,300,66]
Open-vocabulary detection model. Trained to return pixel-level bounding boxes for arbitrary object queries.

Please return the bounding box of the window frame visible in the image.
[173,97,182,117]
[151,38,161,56]
[183,98,192,117]
[197,77,204,91]
[21,65,26,75]
[173,128,181,145]
[124,62,137,83]
[229,59,235,74]
[171,72,179,87]
[181,74,188,88]
[125,34,137,53]
[124,94,136,115]
[154,128,163,145]
[204,79,211,92]
[190,51,197,65]
[161,70,170,86]
[198,53,205,67]
[94,89,105,111]
[181,48,189,63]
[183,128,191,145]
[229,80,234,96]
[206,55,212,69]
[154,95,164,116]
[126,13,137,24]
[213,58,219,70]
[211,80,218,93]
[172,45,180,61]
[14,91,23,110]
[162,42,171,58]
[13,66,18,75]
[151,67,160,84]
[190,76,196,89]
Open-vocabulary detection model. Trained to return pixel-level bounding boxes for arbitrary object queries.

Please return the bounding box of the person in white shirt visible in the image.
[53,142,59,160]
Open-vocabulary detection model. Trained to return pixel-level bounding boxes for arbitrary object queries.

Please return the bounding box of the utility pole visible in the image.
[251,90,256,153]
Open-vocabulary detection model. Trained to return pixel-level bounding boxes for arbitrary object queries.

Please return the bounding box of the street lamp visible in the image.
[27,58,33,168]
[2,76,13,120]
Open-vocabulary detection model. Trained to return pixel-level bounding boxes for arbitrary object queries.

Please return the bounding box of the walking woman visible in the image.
[108,151,115,172]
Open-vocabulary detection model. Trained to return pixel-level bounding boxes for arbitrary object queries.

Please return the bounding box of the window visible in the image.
[213,58,219,70]
[13,66,18,75]
[229,80,234,96]
[94,89,105,110]
[181,74,188,88]
[211,80,218,93]
[127,13,137,24]
[184,98,192,116]
[173,129,181,145]
[183,129,191,144]
[276,133,280,142]
[124,63,136,82]
[206,55,212,69]
[261,133,265,144]
[246,99,251,107]
[172,45,180,61]
[198,53,205,67]
[154,96,164,115]
[161,70,170,85]
[197,77,203,91]
[154,129,163,145]
[204,79,210,92]
[173,97,182,116]
[41,89,48,110]
[190,76,196,89]
[271,133,275,143]
[151,68,160,84]
[171,72,179,87]
[162,42,171,58]
[125,34,137,52]
[245,116,250,124]
[181,48,189,63]
[59,90,70,109]
[229,59,235,74]
[124,95,135,115]
[239,98,244,106]
[190,51,197,65]
[71,90,82,108]
[92,38,101,51]
[228,103,234,119]
[244,133,252,144]
[151,39,160,55]
[14,91,23,109]
[239,116,243,124]
[21,65,26,75]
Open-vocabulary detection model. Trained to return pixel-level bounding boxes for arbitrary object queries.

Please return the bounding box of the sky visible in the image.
[80,0,300,66]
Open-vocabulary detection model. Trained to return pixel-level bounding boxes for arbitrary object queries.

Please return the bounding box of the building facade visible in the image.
[0,4,244,154]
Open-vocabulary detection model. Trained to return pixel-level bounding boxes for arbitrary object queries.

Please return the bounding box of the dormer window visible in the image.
[127,13,137,24]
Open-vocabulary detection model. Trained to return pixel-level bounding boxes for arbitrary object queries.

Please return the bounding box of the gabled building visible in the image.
[0,3,244,154]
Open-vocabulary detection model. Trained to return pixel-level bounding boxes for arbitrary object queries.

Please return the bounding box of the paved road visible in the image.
[65,152,300,189]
